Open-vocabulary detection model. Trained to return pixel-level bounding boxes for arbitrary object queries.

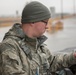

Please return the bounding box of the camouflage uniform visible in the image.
[0,23,76,75]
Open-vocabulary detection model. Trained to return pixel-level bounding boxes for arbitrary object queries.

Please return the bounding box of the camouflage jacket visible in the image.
[0,23,76,75]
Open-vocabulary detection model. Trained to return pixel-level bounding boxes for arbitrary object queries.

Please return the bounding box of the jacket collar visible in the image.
[4,23,48,49]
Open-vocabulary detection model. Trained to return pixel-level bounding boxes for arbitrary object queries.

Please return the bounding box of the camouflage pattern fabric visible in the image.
[0,23,76,75]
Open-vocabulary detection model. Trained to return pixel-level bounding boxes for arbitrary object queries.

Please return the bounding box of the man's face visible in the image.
[32,20,49,37]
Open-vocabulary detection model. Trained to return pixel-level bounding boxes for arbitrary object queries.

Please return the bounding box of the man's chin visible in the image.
[38,34,44,38]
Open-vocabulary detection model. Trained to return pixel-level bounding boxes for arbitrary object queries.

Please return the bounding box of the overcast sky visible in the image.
[0,0,76,16]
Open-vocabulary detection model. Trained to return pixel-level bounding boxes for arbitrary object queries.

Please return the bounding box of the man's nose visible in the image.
[45,24,49,29]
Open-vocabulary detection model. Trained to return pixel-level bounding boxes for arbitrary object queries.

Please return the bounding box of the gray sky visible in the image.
[0,0,76,16]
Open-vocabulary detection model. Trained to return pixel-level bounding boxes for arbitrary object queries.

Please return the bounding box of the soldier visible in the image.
[0,1,76,75]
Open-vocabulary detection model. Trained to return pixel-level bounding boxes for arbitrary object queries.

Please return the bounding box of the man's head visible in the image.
[21,1,51,38]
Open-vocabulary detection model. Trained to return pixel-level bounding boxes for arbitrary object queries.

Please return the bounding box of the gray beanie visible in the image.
[21,1,51,23]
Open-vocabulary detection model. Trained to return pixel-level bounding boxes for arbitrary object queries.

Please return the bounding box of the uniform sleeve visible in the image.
[42,45,76,72]
[0,44,29,75]
[50,52,76,72]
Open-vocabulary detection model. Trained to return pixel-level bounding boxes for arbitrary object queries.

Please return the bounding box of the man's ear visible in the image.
[30,23,35,27]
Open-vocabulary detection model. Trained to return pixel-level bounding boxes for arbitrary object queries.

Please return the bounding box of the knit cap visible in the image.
[21,1,51,23]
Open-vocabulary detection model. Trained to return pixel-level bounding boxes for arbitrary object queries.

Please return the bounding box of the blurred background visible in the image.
[0,0,76,17]
[0,0,76,53]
